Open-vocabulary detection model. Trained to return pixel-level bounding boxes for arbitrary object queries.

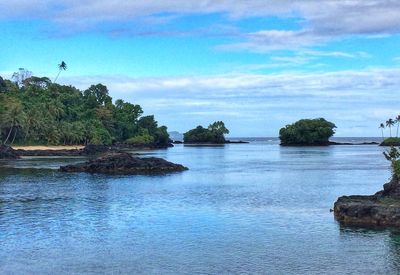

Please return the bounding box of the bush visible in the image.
[279,118,336,145]
[126,131,154,145]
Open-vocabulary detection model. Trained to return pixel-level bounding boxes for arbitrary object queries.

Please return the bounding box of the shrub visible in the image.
[126,131,154,145]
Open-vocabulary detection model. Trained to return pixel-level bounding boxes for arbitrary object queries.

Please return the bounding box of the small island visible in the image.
[378,118,400,146]
[183,121,248,144]
[279,118,336,146]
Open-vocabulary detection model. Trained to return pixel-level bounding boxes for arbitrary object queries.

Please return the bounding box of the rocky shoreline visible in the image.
[280,141,379,146]
[60,152,188,174]
[334,177,400,227]
[178,140,249,145]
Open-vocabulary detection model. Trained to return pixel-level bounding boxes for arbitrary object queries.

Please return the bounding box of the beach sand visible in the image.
[12,145,84,151]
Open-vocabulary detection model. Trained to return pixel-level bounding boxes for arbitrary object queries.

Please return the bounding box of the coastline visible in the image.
[12,145,85,151]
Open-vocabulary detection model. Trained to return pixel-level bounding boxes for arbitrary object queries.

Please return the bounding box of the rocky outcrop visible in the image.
[379,140,400,147]
[59,152,188,174]
[0,145,20,159]
[281,141,379,146]
[334,177,400,227]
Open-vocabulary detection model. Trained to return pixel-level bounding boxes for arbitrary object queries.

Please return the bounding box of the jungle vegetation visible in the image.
[0,72,169,146]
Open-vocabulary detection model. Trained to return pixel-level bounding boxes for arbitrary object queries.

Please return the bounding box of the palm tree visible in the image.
[386,119,395,137]
[395,115,400,137]
[54,61,67,83]
[2,101,26,144]
[379,123,385,140]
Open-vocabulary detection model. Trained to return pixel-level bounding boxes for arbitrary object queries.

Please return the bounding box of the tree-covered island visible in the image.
[183,121,230,144]
[0,73,170,147]
[279,118,336,146]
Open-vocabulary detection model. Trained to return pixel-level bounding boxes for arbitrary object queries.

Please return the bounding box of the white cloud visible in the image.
[2,1,400,36]
[56,68,400,136]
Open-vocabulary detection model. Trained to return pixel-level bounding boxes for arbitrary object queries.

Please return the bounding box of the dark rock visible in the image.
[380,141,400,147]
[334,177,400,227]
[225,140,249,144]
[81,144,113,155]
[329,141,379,146]
[0,145,20,159]
[281,141,379,146]
[59,152,188,174]
[173,140,183,144]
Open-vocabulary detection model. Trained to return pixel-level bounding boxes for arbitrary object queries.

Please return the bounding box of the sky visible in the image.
[1,1,400,137]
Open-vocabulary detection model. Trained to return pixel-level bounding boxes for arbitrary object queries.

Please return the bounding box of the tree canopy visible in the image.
[279,118,336,146]
[183,121,229,143]
[0,75,170,146]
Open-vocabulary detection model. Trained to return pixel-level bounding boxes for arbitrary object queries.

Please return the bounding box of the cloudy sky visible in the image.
[1,1,400,136]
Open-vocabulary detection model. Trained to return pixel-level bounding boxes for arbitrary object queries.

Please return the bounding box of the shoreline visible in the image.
[12,145,85,151]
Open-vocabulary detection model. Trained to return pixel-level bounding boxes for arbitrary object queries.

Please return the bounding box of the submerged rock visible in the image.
[0,145,20,159]
[59,152,188,174]
[334,177,400,227]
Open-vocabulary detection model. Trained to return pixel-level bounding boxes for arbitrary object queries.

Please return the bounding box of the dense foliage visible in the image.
[383,146,400,178]
[183,121,229,143]
[279,118,336,145]
[0,75,169,146]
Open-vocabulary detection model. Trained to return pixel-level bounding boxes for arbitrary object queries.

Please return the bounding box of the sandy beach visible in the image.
[12,145,84,151]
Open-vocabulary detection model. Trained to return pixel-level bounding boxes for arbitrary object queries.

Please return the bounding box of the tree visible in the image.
[11,68,32,86]
[54,61,67,83]
[0,73,169,146]
[395,115,400,137]
[279,118,336,146]
[0,76,7,91]
[386,119,395,137]
[379,123,385,140]
[1,99,26,144]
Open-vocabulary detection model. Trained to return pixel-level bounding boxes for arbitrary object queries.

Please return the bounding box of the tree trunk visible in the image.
[3,124,13,144]
[11,128,18,144]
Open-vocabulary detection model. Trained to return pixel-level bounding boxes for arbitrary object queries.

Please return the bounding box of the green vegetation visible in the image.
[383,146,400,178]
[379,116,400,145]
[183,121,229,143]
[0,72,170,146]
[279,118,336,145]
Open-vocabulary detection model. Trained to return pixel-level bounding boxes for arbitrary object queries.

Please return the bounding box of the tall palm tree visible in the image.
[54,61,67,83]
[395,115,400,137]
[386,118,395,137]
[379,123,385,140]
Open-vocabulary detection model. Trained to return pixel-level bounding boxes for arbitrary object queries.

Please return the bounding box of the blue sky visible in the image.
[1,1,400,137]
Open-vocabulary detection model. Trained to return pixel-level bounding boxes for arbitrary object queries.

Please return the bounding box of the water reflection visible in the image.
[0,141,398,273]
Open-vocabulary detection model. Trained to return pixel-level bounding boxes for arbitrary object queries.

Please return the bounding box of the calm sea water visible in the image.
[1,138,400,274]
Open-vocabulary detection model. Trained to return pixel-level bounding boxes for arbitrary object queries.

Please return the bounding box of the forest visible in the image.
[0,73,169,146]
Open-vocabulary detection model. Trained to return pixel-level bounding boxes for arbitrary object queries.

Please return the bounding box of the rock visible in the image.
[59,152,188,174]
[380,140,400,147]
[81,144,113,155]
[329,141,379,146]
[173,140,183,144]
[334,177,400,227]
[0,145,20,159]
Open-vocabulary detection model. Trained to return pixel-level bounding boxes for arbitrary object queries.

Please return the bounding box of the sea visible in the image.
[1,137,400,274]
